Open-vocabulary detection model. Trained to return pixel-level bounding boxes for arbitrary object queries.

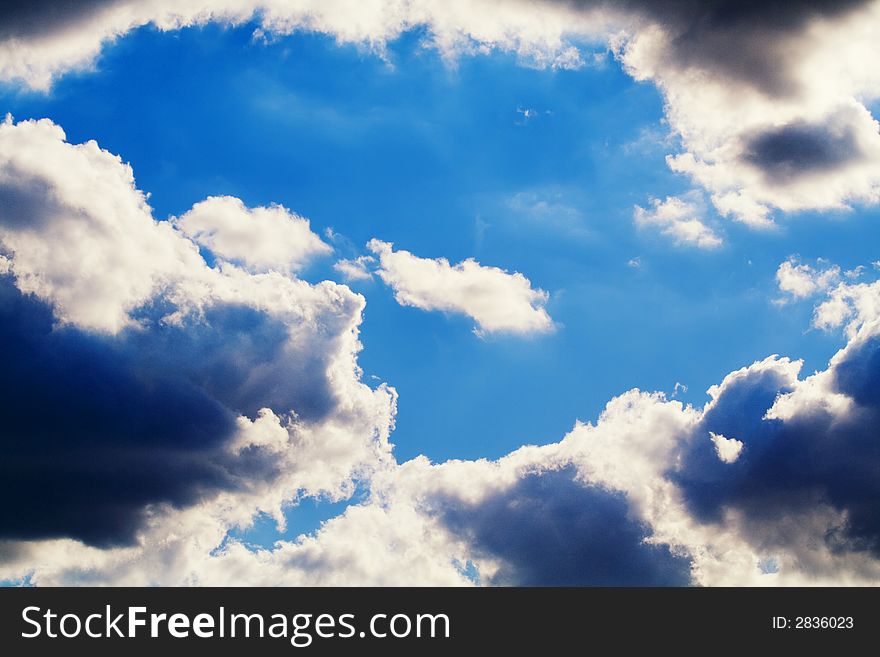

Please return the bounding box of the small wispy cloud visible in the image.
[633,192,722,249]
[334,255,376,282]
[774,256,841,304]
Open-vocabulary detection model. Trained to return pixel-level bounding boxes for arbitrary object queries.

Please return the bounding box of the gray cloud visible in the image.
[674,343,880,559]
[0,278,240,546]
[742,121,864,182]
[0,171,63,230]
[438,467,692,586]
[0,115,387,550]
[0,0,122,40]
[564,0,871,95]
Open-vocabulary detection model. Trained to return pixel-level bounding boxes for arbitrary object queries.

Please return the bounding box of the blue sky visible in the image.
[3,2,880,585]
[3,22,867,474]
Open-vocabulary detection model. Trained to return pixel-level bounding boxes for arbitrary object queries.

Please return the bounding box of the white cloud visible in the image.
[333,255,375,281]
[709,432,744,464]
[814,278,880,337]
[845,265,865,280]
[775,256,841,302]
[203,337,880,587]
[633,194,722,248]
[0,0,603,91]
[772,256,880,336]
[175,195,331,273]
[0,115,203,333]
[367,239,553,335]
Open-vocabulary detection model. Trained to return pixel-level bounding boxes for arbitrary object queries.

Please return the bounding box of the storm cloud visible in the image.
[673,339,880,561]
[0,116,396,551]
[0,1,122,40]
[439,467,692,586]
[742,121,865,182]
[0,278,240,546]
[568,0,871,95]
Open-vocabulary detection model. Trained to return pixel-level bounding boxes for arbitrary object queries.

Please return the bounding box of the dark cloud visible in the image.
[834,336,880,408]
[561,0,871,95]
[0,276,292,547]
[0,540,28,563]
[0,172,62,230]
[582,0,864,27]
[674,346,880,557]
[128,302,339,421]
[438,467,692,586]
[742,121,863,182]
[0,1,123,40]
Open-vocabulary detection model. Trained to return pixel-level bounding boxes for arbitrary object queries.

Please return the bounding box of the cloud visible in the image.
[333,255,375,282]
[813,273,880,336]
[616,4,880,224]
[633,194,722,248]
[669,103,880,226]
[0,279,239,546]
[0,115,200,333]
[596,0,871,91]
[772,256,880,334]
[775,256,841,302]
[742,119,865,182]
[0,0,599,91]
[175,196,331,273]
[435,467,692,586]
[367,239,553,335]
[672,344,880,567]
[505,190,590,238]
[709,432,743,464]
[0,116,396,548]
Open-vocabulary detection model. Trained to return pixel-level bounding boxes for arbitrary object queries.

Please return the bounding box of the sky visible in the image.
[1,0,880,586]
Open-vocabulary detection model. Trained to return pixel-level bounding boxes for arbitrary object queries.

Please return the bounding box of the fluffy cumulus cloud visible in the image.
[367,239,553,336]
[775,256,841,302]
[607,0,880,225]
[774,255,880,334]
[175,196,331,273]
[3,1,880,227]
[0,116,395,562]
[813,271,880,336]
[633,193,722,248]
[709,432,743,464]
[0,115,199,333]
